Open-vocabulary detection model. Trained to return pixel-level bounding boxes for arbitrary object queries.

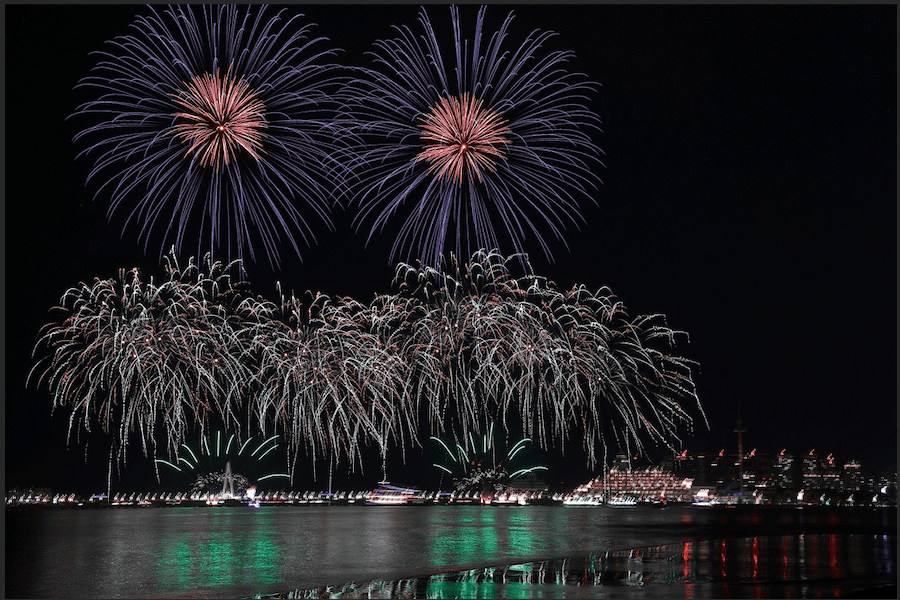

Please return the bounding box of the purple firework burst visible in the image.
[343,6,604,267]
[71,5,350,269]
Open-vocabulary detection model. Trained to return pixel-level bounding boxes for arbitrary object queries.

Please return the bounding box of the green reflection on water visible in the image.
[429,507,535,570]
[427,579,497,599]
[154,508,281,590]
[426,576,551,600]
[507,511,534,556]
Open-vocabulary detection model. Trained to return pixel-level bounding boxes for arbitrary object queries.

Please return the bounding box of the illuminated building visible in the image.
[842,459,862,492]
[821,454,841,490]
[664,450,708,485]
[739,448,776,493]
[733,415,747,493]
[658,448,891,505]
[801,450,824,491]
[775,450,795,490]
[875,466,898,496]
[708,449,740,493]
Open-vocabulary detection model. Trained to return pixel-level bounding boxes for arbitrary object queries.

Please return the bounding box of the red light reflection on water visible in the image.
[720,538,728,579]
[752,537,762,598]
[782,535,790,581]
[751,536,760,579]
[828,534,843,579]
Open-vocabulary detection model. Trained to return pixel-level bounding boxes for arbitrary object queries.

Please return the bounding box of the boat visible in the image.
[606,494,637,507]
[563,495,603,506]
[365,483,426,505]
[491,492,530,506]
[692,489,718,506]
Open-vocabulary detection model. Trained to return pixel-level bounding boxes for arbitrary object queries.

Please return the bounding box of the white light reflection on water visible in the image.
[5,505,896,599]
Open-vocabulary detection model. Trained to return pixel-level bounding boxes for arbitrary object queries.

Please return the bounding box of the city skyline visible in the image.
[6,5,896,494]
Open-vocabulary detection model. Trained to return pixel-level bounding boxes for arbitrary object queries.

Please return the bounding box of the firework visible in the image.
[155,431,289,494]
[430,423,547,496]
[31,249,703,485]
[71,5,350,268]
[343,6,603,267]
[251,290,416,484]
[28,252,257,491]
[391,250,705,468]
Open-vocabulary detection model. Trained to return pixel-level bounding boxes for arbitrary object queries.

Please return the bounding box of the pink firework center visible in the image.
[416,93,510,185]
[169,66,268,170]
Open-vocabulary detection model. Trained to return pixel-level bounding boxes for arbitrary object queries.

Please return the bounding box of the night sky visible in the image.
[5,4,896,494]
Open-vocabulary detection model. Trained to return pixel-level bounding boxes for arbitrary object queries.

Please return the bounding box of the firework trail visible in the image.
[342,6,603,268]
[31,250,703,484]
[431,423,547,495]
[71,5,350,269]
[155,431,289,493]
[251,290,416,484]
[392,250,705,468]
[28,253,256,490]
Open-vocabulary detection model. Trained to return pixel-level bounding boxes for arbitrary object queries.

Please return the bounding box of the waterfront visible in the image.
[6,504,896,598]
[270,533,897,599]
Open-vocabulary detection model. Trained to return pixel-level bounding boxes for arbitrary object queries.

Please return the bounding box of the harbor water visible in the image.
[6,504,896,598]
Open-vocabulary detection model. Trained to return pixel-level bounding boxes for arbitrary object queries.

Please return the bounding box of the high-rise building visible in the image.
[668,450,709,486]
[821,454,841,490]
[842,459,862,492]
[708,449,740,493]
[775,450,795,490]
[656,447,887,505]
[734,415,747,493]
[876,466,898,496]
[740,449,775,493]
[801,450,824,491]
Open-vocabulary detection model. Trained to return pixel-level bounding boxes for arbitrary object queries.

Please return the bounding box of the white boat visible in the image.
[692,498,717,507]
[366,483,426,505]
[563,495,603,506]
[606,495,637,507]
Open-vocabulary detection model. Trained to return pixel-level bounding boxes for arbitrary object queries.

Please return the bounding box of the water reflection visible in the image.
[6,506,896,599]
[153,509,283,591]
[275,532,897,599]
[428,507,541,569]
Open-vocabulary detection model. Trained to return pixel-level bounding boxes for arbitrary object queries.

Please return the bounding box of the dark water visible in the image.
[6,504,896,599]
[281,533,896,599]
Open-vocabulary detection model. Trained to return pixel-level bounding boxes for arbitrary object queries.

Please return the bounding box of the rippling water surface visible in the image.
[5,504,896,598]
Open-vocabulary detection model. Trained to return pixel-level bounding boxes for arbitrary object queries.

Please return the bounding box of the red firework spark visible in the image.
[416,93,510,185]
[170,66,267,170]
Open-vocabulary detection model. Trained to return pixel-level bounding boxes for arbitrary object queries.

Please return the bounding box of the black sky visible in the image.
[5,4,897,493]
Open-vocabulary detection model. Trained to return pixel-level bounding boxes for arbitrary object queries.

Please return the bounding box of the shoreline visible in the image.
[254,532,898,599]
[7,496,897,510]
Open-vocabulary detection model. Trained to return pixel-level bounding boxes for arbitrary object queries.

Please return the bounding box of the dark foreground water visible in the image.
[6,504,896,599]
